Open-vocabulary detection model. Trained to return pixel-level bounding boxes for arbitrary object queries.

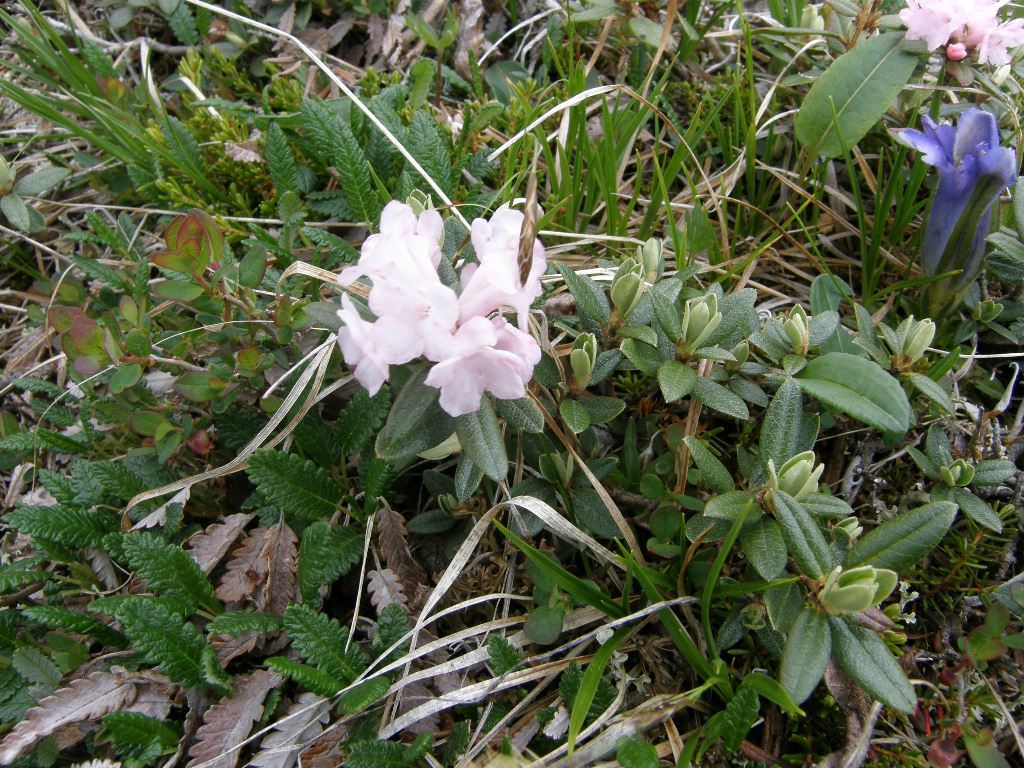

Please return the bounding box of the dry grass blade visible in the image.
[249,693,330,768]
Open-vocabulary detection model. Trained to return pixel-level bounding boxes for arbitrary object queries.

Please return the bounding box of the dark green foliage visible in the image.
[246,450,343,523]
[297,520,363,603]
[282,603,367,685]
[120,533,221,614]
[103,712,179,764]
[4,505,118,549]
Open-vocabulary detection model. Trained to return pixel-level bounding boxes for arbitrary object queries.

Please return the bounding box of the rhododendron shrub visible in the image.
[336,201,546,417]
[900,0,1024,65]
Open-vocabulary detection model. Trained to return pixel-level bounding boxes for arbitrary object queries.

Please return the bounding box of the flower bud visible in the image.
[610,258,646,321]
[539,452,574,488]
[972,299,1003,324]
[821,565,898,616]
[783,305,810,356]
[834,516,863,542]
[731,340,749,365]
[0,157,13,195]
[639,238,665,283]
[800,3,824,31]
[740,603,766,631]
[767,451,823,500]
[679,292,721,353]
[569,333,597,389]
[940,458,974,488]
[900,317,935,365]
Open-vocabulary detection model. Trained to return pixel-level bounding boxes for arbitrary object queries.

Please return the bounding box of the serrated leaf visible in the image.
[486,635,522,675]
[616,737,658,768]
[121,533,221,614]
[555,263,610,324]
[796,353,911,433]
[770,491,831,579]
[795,32,918,158]
[249,692,329,768]
[337,388,391,455]
[22,606,126,648]
[264,658,339,697]
[455,398,507,481]
[103,711,179,762]
[338,675,391,715]
[844,500,957,570]
[114,599,215,691]
[297,521,363,603]
[829,617,916,712]
[206,611,283,636]
[5,504,118,549]
[11,647,61,690]
[282,603,366,685]
[779,608,830,705]
[720,685,759,751]
[186,669,281,768]
[247,450,342,523]
[264,122,298,196]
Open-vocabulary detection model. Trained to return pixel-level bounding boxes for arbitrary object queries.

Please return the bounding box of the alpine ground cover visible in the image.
[0,1,1022,766]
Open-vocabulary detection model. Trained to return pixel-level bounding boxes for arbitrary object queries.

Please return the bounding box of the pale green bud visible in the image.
[834,516,863,541]
[800,4,825,31]
[783,305,810,356]
[768,451,823,499]
[405,189,433,215]
[610,258,646,320]
[680,292,721,351]
[639,237,665,283]
[972,300,1003,324]
[0,157,13,195]
[539,452,574,488]
[940,458,974,488]
[821,565,898,615]
[740,603,766,630]
[569,333,597,389]
[901,318,935,364]
[730,340,749,365]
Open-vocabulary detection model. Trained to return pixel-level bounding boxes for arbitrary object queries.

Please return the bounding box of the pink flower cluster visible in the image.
[901,0,1024,66]
[336,201,546,417]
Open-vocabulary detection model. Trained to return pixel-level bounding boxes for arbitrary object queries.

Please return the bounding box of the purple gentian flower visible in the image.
[894,109,1018,311]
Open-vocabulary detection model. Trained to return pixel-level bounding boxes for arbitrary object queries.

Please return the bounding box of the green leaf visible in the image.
[972,459,1017,486]
[454,454,483,501]
[741,519,788,581]
[780,608,830,705]
[337,389,391,455]
[375,368,455,459]
[770,491,831,579]
[5,504,118,549]
[109,364,142,394]
[555,263,610,324]
[963,730,1014,768]
[739,672,804,716]
[264,122,298,196]
[684,436,734,493]
[1,193,32,231]
[206,611,283,636]
[297,521,363,604]
[844,500,957,571]
[658,360,696,403]
[524,604,564,645]
[115,599,216,691]
[760,377,804,469]
[568,628,629,752]
[247,450,342,523]
[704,490,756,522]
[283,603,366,685]
[486,635,521,675]
[13,166,68,197]
[103,712,179,762]
[455,398,507,481]
[559,399,591,434]
[616,737,659,768]
[620,338,663,376]
[932,486,1001,533]
[829,617,916,712]
[720,686,759,751]
[11,646,61,690]
[906,372,954,414]
[693,378,749,420]
[496,397,545,433]
[121,533,222,614]
[406,110,454,196]
[338,675,391,715]
[795,32,918,158]
[22,606,127,648]
[265,657,340,697]
[796,352,911,433]
[580,396,625,424]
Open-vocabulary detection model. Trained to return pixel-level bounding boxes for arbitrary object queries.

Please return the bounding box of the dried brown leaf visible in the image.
[216,527,271,604]
[366,568,407,615]
[249,693,329,768]
[297,721,347,768]
[257,522,297,615]
[376,507,426,602]
[187,513,254,574]
[0,667,170,765]
[186,669,282,768]
[212,630,261,665]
